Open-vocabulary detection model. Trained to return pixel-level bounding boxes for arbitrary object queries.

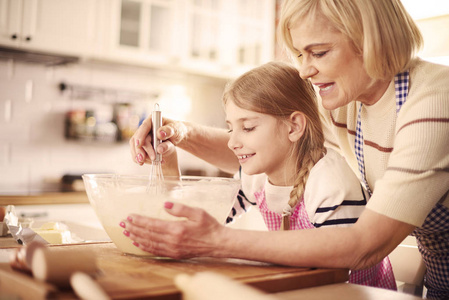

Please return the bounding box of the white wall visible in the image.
[416,15,449,65]
[0,59,229,195]
[401,1,449,66]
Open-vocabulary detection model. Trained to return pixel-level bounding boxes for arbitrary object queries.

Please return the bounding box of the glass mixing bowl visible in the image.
[82,174,240,257]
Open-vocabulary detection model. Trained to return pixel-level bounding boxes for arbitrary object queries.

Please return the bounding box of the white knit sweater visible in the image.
[319,58,449,227]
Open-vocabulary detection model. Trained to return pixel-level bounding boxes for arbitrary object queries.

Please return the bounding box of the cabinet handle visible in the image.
[25,36,32,42]
[11,34,18,40]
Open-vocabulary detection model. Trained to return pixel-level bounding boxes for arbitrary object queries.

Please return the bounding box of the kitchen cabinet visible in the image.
[180,0,275,77]
[104,0,275,78]
[103,0,181,67]
[231,0,275,75]
[0,0,102,56]
[0,0,275,77]
[178,0,225,75]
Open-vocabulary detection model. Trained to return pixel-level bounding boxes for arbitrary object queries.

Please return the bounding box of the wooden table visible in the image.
[0,241,349,300]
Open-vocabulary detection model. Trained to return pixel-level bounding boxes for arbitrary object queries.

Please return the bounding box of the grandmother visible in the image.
[127,0,449,298]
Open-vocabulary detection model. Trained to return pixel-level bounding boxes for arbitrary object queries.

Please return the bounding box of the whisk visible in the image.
[146,103,165,194]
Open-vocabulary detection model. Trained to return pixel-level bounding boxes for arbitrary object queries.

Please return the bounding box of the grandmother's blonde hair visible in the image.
[222,61,325,212]
[278,0,423,80]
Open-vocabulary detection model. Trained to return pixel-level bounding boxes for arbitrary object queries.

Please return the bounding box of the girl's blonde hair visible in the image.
[223,61,325,209]
[279,0,423,80]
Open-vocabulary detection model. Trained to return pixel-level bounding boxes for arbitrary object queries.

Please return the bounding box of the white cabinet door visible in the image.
[105,0,179,66]
[23,0,101,56]
[227,0,275,76]
[180,0,275,77]
[0,0,23,48]
[178,0,228,75]
[0,0,101,56]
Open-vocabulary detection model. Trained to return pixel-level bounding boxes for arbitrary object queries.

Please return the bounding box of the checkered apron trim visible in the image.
[355,104,372,195]
[254,189,396,290]
[412,203,449,299]
[355,71,410,195]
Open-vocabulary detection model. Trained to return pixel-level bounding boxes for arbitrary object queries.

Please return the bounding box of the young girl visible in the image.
[224,61,396,290]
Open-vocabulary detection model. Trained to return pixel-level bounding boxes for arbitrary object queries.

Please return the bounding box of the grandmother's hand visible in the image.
[129,116,188,165]
[122,203,225,259]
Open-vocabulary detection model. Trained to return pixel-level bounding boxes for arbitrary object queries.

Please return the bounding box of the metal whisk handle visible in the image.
[152,103,162,162]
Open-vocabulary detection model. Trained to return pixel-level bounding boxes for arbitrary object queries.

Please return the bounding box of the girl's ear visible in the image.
[288,112,306,142]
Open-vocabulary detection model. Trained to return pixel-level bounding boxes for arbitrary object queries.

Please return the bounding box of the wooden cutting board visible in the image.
[0,242,349,299]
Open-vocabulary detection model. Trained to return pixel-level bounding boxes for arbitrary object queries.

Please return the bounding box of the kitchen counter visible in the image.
[1,203,104,235]
[0,192,89,206]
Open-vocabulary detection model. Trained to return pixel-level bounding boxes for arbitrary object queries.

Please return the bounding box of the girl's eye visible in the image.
[312,51,327,58]
[243,127,255,132]
[227,129,233,133]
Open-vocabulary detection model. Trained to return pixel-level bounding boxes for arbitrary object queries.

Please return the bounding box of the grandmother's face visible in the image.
[289,13,388,109]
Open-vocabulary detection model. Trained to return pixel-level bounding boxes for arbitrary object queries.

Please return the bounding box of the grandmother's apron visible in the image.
[254,189,397,290]
[356,71,449,299]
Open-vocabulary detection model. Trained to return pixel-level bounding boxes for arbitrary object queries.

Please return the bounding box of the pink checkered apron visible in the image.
[254,189,397,290]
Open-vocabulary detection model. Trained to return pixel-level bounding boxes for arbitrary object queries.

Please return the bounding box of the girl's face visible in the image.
[289,13,389,109]
[225,100,296,186]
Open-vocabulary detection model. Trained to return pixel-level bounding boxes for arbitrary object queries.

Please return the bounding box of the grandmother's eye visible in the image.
[312,51,327,58]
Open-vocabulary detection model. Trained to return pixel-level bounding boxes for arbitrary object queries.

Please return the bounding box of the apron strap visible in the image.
[355,70,410,195]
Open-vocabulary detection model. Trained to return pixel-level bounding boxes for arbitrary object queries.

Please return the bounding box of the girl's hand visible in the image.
[129,116,188,166]
[123,203,225,259]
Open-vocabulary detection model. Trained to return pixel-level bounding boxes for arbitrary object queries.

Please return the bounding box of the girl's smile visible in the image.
[237,153,255,162]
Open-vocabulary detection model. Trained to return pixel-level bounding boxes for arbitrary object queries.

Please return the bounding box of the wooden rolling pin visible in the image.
[0,266,58,300]
[31,246,98,288]
[6,242,106,299]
